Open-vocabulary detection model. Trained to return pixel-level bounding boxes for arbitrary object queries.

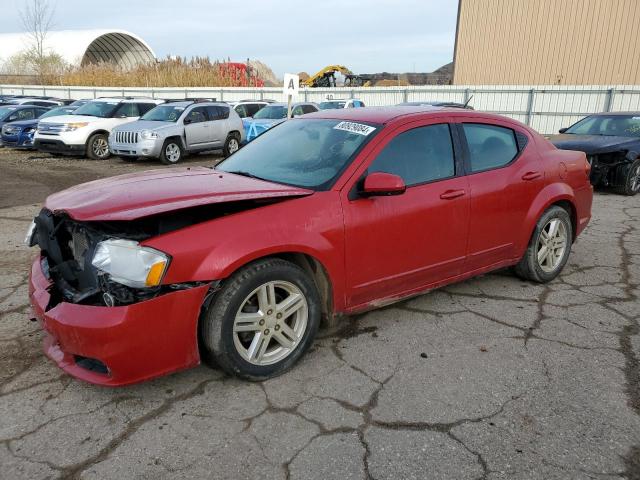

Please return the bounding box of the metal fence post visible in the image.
[526,88,536,126]
[464,88,470,103]
[605,88,616,111]
[220,89,224,102]
[403,89,409,102]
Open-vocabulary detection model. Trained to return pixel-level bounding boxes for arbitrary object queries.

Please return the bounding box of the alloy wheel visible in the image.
[228,138,239,154]
[233,280,308,366]
[93,138,109,158]
[537,218,568,273]
[165,143,181,163]
[631,165,640,193]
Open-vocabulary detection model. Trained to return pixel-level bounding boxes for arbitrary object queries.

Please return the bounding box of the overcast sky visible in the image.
[1,0,459,76]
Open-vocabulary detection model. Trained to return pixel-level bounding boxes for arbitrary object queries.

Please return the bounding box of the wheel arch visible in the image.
[86,129,111,156]
[227,130,242,142]
[212,250,337,328]
[517,183,578,256]
[86,129,110,142]
[164,135,186,150]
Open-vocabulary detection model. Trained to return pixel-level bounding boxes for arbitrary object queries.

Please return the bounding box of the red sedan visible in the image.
[27,107,593,385]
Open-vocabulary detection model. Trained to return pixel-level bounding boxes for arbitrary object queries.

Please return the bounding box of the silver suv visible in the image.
[109,101,245,164]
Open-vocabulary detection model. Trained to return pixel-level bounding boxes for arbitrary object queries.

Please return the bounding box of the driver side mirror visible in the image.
[558,128,568,133]
[184,117,192,124]
[361,172,406,196]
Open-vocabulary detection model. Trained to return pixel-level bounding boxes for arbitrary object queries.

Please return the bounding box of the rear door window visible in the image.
[368,123,456,186]
[246,103,263,117]
[137,103,157,115]
[462,123,519,173]
[185,106,208,123]
[234,104,248,118]
[115,103,140,118]
[208,105,229,120]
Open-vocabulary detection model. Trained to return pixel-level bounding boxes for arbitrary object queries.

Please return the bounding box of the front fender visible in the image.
[144,192,346,311]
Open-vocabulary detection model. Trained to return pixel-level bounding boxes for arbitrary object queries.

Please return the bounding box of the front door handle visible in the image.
[522,171,542,181]
[440,189,466,200]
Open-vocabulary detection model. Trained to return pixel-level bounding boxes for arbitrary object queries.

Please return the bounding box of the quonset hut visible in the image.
[0,29,156,71]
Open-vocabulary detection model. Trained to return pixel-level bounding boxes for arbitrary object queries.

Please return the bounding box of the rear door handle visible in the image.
[440,189,466,200]
[522,171,542,181]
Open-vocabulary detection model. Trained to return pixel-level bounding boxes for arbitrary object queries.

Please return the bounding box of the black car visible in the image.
[549,113,640,196]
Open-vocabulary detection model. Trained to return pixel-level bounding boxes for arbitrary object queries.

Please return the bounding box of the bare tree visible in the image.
[19,0,61,82]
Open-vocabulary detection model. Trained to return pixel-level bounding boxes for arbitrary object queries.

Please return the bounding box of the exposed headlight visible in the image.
[140,130,158,140]
[25,220,37,247]
[91,239,169,288]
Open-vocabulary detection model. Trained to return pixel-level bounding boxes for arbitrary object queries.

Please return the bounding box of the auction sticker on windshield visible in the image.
[333,121,376,136]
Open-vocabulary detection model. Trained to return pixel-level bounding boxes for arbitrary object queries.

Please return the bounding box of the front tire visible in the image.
[86,133,110,160]
[514,206,573,283]
[617,158,640,196]
[160,139,183,165]
[223,134,240,158]
[200,258,321,380]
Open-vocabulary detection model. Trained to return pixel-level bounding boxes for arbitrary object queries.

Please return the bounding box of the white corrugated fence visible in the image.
[2,84,640,134]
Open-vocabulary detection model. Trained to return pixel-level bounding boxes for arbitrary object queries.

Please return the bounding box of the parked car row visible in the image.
[1,93,638,195]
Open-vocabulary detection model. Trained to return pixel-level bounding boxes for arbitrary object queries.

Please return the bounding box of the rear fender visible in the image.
[515,182,575,256]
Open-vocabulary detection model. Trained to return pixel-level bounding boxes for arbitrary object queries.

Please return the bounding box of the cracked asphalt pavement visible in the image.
[1,149,639,479]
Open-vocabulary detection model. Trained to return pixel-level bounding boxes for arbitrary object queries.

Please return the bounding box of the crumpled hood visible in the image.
[548,134,640,154]
[45,167,313,221]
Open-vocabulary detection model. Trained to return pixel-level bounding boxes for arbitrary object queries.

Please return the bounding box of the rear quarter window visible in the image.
[462,123,519,173]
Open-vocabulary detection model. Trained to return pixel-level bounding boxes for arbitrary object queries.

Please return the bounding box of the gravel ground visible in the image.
[0,147,639,479]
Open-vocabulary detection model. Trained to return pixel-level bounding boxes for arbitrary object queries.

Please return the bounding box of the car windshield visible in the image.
[565,115,640,137]
[72,101,119,118]
[319,101,346,110]
[141,105,185,122]
[253,105,287,120]
[217,119,379,190]
[0,106,18,120]
[40,107,73,119]
[68,100,88,107]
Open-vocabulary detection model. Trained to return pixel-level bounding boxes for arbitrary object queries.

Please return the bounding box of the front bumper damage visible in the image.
[30,256,209,386]
[28,208,212,386]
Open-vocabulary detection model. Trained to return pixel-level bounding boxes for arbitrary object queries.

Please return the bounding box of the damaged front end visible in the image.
[31,208,204,309]
[588,149,638,187]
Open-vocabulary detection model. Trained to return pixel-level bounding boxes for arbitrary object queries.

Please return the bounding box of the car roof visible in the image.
[0,104,37,110]
[92,97,162,103]
[267,102,317,107]
[304,106,510,125]
[588,111,640,117]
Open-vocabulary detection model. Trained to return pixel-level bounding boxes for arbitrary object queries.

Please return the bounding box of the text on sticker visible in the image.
[333,121,376,136]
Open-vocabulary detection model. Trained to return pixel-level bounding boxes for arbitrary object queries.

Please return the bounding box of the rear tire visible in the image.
[223,134,240,158]
[160,139,183,165]
[200,258,321,381]
[86,133,110,160]
[617,158,640,196]
[514,206,573,283]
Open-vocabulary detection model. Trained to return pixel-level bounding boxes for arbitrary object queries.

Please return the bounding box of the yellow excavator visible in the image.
[302,65,372,88]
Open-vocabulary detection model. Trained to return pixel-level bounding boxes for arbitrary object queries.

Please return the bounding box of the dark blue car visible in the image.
[1,100,88,149]
[0,105,51,148]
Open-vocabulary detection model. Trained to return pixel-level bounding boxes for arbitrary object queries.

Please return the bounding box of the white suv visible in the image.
[34,97,163,159]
